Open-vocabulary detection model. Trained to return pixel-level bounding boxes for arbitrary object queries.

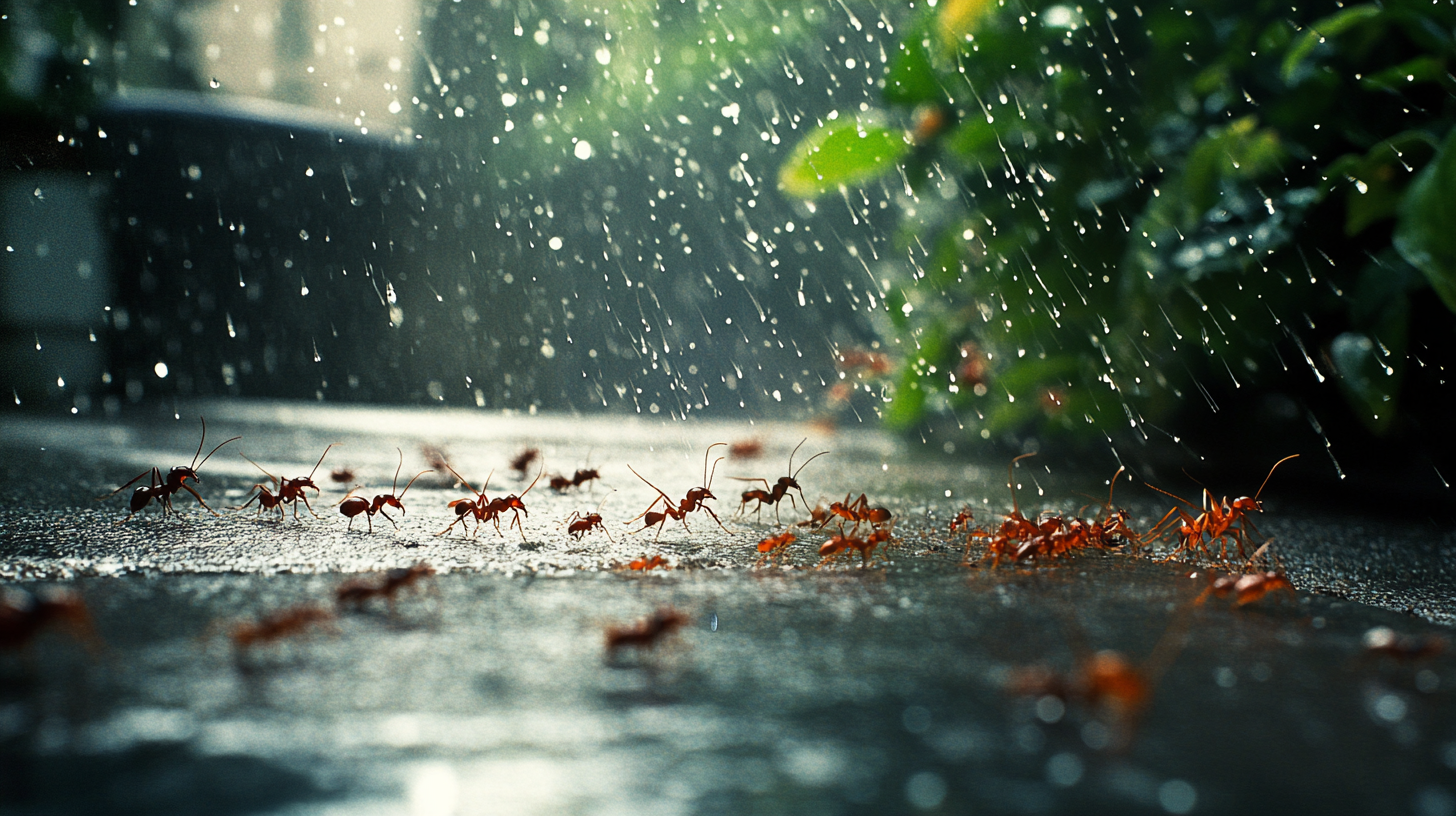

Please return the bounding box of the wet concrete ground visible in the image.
[2,401,1455,815]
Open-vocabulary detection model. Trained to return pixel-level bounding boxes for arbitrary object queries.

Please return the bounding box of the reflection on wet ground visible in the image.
[1,401,1453,814]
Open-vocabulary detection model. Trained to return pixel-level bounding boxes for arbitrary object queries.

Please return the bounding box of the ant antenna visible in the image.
[793,449,831,480]
[1105,466,1127,509]
[1253,454,1300,501]
[308,443,339,480]
[391,448,405,493]
[520,463,546,497]
[191,417,208,468]
[241,452,277,484]
[1143,481,1196,509]
[398,470,432,500]
[191,416,241,471]
[1007,452,1036,516]
[703,442,727,486]
[788,438,806,473]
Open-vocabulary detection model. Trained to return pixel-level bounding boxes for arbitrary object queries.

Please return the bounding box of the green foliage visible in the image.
[780,0,1456,446]
[778,113,912,199]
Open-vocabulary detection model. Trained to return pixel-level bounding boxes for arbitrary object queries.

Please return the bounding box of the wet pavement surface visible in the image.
[2,401,1455,815]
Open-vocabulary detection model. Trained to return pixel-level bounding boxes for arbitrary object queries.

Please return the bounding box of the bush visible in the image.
[781,0,1456,458]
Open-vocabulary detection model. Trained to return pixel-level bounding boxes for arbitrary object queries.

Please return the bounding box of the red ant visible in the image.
[626,554,669,571]
[1193,541,1296,607]
[732,439,829,524]
[961,453,1048,566]
[816,492,893,534]
[100,417,240,523]
[337,449,431,533]
[336,563,437,612]
[816,526,895,568]
[329,467,356,484]
[1363,627,1447,662]
[834,348,892,376]
[439,465,543,541]
[728,438,764,459]
[227,605,336,654]
[1006,602,1195,751]
[238,443,337,520]
[566,495,615,542]
[509,447,541,479]
[755,531,797,567]
[1,587,102,651]
[605,607,688,655]
[795,504,833,529]
[625,443,730,540]
[1146,454,1300,565]
[550,463,603,493]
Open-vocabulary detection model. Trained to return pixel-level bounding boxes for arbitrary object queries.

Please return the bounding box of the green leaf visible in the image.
[884,27,942,106]
[1358,55,1447,92]
[1330,331,1402,436]
[1282,5,1383,85]
[1393,127,1456,313]
[777,112,911,200]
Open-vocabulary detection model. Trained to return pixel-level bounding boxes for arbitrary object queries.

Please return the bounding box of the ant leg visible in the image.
[180,483,218,516]
[700,506,730,533]
[380,510,398,530]
[300,495,319,518]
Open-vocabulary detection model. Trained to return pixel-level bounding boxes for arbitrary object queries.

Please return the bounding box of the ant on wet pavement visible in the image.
[336,449,431,533]
[732,439,828,524]
[100,417,240,523]
[626,443,730,540]
[238,443,337,520]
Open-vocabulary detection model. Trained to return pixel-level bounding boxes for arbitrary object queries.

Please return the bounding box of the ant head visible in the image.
[170,465,201,484]
[379,495,405,511]
[1231,496,1263,514]
[504,496,527,511]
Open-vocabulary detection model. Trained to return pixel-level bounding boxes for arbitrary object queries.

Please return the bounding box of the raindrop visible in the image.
[154,362,169,379]
[209,77,220,89]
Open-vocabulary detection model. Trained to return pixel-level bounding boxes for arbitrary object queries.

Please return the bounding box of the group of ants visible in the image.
[2,420,1445,744]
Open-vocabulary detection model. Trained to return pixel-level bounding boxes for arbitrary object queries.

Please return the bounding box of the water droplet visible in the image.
[209,77,221,89]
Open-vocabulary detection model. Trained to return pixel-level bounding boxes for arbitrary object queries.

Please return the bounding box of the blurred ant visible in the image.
[439,464,544,541]
[238,443,337,520]
[549,459,603,493]
[1195,541,1296,607]
[732,439,828,524]
[728,438,764,459]
[816,527,895,568]
[566,494,615,542]
[100,417,240,523]
[626,443,730,540]
[835,348,892,376]
[627,554,669,571]
[1006,602,1195,751]
[337,448,431,533]
[755,531,797,567]
[227,605,336,655]
[1363,627,1447,662]
[329,467,356,484]
[1146,454,1300,565]
[950,507,988,563]
[605,607,688,656]
[509,447,541,479]
[336,563,437,613]
[1,587,102,652]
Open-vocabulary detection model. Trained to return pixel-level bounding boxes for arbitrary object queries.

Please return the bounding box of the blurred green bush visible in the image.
[781,0,1456,454]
